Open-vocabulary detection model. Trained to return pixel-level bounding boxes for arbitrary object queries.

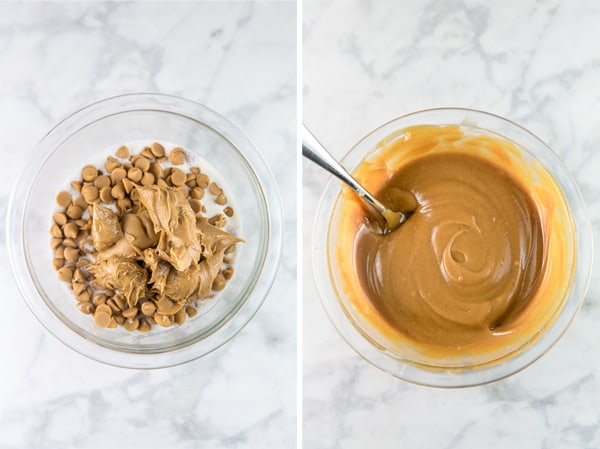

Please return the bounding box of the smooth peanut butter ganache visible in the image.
[50,142,242,332]
[335,125,575,363]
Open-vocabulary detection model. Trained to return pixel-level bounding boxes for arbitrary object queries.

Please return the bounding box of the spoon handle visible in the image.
[302,125,398,223]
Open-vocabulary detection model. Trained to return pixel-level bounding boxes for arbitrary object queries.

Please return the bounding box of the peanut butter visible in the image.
[335,125,575,364]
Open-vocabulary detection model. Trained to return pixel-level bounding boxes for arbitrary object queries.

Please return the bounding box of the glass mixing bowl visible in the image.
[7,93,283,368]
[313,108,592,387]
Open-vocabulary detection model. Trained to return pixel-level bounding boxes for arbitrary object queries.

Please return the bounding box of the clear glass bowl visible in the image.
[7,93,283,368]
[313,108,593,387]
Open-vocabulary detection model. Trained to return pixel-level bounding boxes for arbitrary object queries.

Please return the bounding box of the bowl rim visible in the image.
[312,106,593,388]
[7,93,284,369]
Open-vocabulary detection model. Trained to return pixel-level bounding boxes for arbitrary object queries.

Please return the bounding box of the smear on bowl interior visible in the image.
[49,142,243,332]
[335,125,574,366]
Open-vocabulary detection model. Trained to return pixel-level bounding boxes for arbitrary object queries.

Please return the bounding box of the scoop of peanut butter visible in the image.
[88,184,242,309]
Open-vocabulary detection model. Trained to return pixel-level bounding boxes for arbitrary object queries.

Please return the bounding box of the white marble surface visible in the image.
[303,1,600,448]
[0,2,296,448]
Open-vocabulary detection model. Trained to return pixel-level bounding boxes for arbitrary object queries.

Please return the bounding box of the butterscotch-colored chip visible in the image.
[195,174,209,188]
[94,175,111,189]
[149,163,163,180]
[106,299,120,313]
[56,191,72,208]
[105,156,120,173]
[122,307,138,318]
[54,246,65,259]
[188,199,202,213]
[212,273,227,291]
[111,183,125,200]
[53,212,67,226]
[151,142,165,157]
[134,158,151,172]
[116,145,130,158]
[124,318,140,331]
[113,294,127,311]
[170,168,186,186]
[127,167,143,183]
[110,167,126,184]
[72,281,86,296]
[73,195,88,209]
[96,304,112,316]
[224,207,234,217]
[62,238,78,248]
[114,315,126,325]
[81,184,99,203]
[155,314,173,327]
[77,289,91,303]
[94,311,111,328]
[169,147,185,165]
[223,266,234,280]
[190,166,200,175]
[190,187,204,200]
[141,147,154,159]
[185,174,196,187]
[53,258,65,270]
[99,186,113,203]
[122,178,136,194]
[71,181,82,192]
[50,224,63,238]
[141,301,156,316]
[208,182,222,195]
[108,318,118,329]
[138,317,152,332]
[216,193,227,205]
[50,237,62,249]
[140,171,155,186]
[66,205,84,219]
[63,222,79,239]
[77,302,94,314]
[57,266,73,282]
[92,293,107,307]
[185,305,197,318]
[82,165,98,182]
[174,309,186,326]
[64,247,79,262]
[117,198,132,211]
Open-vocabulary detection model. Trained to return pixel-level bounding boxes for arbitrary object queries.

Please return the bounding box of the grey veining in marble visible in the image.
[303,1,600,448]
[0,2,296,448]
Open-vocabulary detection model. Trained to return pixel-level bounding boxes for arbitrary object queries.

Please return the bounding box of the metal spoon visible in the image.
[302,125,406,232]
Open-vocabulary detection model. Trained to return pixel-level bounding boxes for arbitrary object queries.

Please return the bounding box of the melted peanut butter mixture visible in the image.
[356,153,544,347]
[335,125,575,362]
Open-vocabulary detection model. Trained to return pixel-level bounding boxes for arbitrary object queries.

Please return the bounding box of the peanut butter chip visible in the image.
[82,165,98,182]
[141,301,156,316]
[111,167,127,184]
[195,174,209,188]
[169,147,185,165]
[63,222,79,239]
[224,207,234,217]
[50,224,63,238]
[56,191,72,208]
[66,205,83,219]
[94,175,111,189]
[151,142,165,157]
[100,186,114,203]
[170,168,186,186]
[140,172,155,186]
[94,312,111,328]
[105,156,120,173]
[116,145,130,158]
[190,187,204,200]
[57,266,73,282]
[185,305,197,318]
[135,158,151,172]
[124,318,140,331]
[82,184,99,203]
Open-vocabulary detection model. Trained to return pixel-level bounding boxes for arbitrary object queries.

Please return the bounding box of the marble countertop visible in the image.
[303,1,600,448]
[0,2,296,449]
